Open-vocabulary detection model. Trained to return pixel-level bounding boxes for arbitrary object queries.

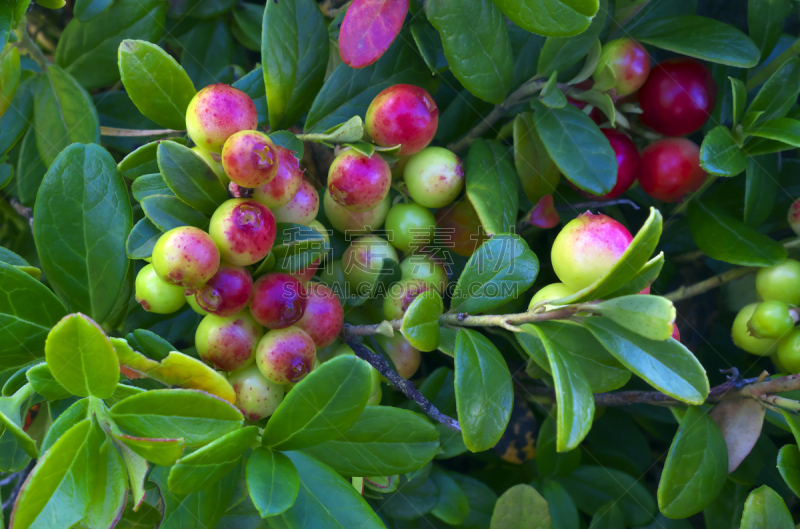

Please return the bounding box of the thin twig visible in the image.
[664,267,757,302]
[558,198,640,212]
[100,127,182,137]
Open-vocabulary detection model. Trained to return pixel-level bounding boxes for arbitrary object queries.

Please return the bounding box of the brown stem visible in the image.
[100,127,182,137]
[664,267,757,302]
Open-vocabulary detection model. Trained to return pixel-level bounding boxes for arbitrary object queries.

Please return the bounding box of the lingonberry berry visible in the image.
[196,310,263,372]
[186,292,209,315]
[323,188,391,235]
[221,130,279,188]
[193,263,253,317]
[577,129,640,200]
[638,58,717,136]
[756,259,800,306]
[365,84,439,156]
[383,278,432,320]
[342,235,399,296]
[777,329,800,374]
[135,264,187,314]
[375,333,420,379]
[399,253,448,295]
[186,84,258,152]
[789,198,800,236]
[253,146,303,209]
[272,178,319,225]
[551,212,633,291]
[294,282,344,348]
[328,150,392,212]
[404,147,464,208]
[638,138,706,203]
[256,326,317,384]
[249,273,307,329]
[732,303,779,356]
[385,202,436,254]
[152,226,220,288]
[209,198,276,266]
[227,365,284,420]
[748,300,795,340]
[434,200,487,257]
[593,38,650,97]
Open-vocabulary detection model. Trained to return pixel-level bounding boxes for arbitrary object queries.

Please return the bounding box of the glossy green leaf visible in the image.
[748,0,793,62]
[0,428,31,472]
[303,406,440,476]
[776,444,800,497]
[232,3,262,50]
[730,77,746,127]
[658,406,728,519]
[262,0,329,130]
[25,363,71,401]
[700,126,747,176]
[430,467,469,524]
[108,433,148,508]
[0,262,67,370]
[537,0,606,75]
[180,19,232,89]
[118,39,197,130]
[584,318,709,405]
[33,66,100,166]
[157,141,227,214]
[558,466,655,526]
[536,415,581,478]
[83,436,128,529]
[45,313,119,398]
[126,218,161,260]
[410,16,446,75]
[687,200,787,266]
[744,154,780,227]
[0,76,34,155]
[109,389,243,448]
[0,46,19,117]
[41,398,90,454]
[542,480,579,529]
[740,485,793,529]
[454,329,513,452]
[246,447,300,517]
[450,235,539,314]
[15,127,47,207]
[118,140,160,180]
[131,173,173,202]
[589,502,624,529]
[513,112,561,205]
[530,100,616,196]
[492,0,597,37]
[233,67,268,127]
[73,0,113,21]
[539,73,568,108]
[262,355,371,450]
[33,144,131,323]
[748,118,800,149]
[466,139,519,236]
[141,194,208,231]
[401,290,443,353]
[425,0,512,104]
[591,295,676,341]
[0,387,38,458]
[149,463,238,529]
[168,426,258,494]
[490,483,551,529]
[111,431,184,467]
[269,451,384,529]
[629,15,760,67]
[746,57,800,127]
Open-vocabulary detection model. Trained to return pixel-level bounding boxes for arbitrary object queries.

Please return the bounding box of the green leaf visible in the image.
[118,140,160,180]
[108,433,148,507]
[157,141,227,214]
[492,0,597,37]
[141,194,208,231]
[591,295,676,341]
[490,483,552,529]
[131,173,173,202]
[73,0,113,21]
[262,0,329,130]
[233,67,268,127]
[777,444,800,497]
[0,46,19,118]
[425,0,512,104]
[168,426,258,494]
[410,16,446,75]
[15,128,47,207]
[745,57,800,126]
[430,467,469,524]
[558,466,655,526]
[465,139,519,236]
[41,398,90,454]
[109,389,243,448]
[181,19,232,89]
[740,485,793,529]
[246,447,300,517]
[0,428,31,472]
[748,0,793,62]
[747,118,800,149]
[26,363,71,401]
[584,318,709,405]
[628,15,760,67]
[33,66,100,166]
[537,0,607,75]
[513,112,560,205]
[530,100,616,196]
[126,218,161,260]
[83,436,127,529]
[33,143,132,323]
[658,406,728,519]
[0,388,37,458]
[730,77,746,127]
[535,415,581,478]
[111,430,185,467]
[270,451,384,529]
[454,329,513,452]
[539,73,567,108]
[588,502,624,529]
[700,126,747,176]
[118,39,197,131]
[10,419,104,529]
[0,76,34,155]
[262,355,371,450]
[54,0,166,89]
[687,200,787,267]
[303,406,440,476]
[401,290,443,353]
[450,235,539,314]
[744,154,780,227]
[232,3,262,50]
[0,262,67,370]
[45,313,119,398]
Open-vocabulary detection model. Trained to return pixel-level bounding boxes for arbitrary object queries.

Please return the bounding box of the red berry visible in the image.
[365,84,439,156]
[256,327,317,384]
[194,263,253,317]
[328,150,392,212]
[788,198,800,236]
[186,84,258,153]
[295,282,344,348]
[152,227,220,288]
[253,146,304,209]
[638,138,706,203]
[209,199,277,266]
[249,273,307,329]
[221,131,279,188]
[196,311,263,372]
[638,59,717,136]
[593,38,651,97]
[576,129,640,200]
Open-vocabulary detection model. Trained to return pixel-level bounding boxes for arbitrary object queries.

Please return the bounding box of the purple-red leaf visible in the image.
[339,0,409,69]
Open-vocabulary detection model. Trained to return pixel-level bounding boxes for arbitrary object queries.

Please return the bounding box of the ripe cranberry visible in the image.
[221,131,279,188]
[254,146,303,209]
[249,273,307,329]
[593,39,650,97]
[638,138,706,202]
[193,263,253,317]
[209,199,277,266]
[576,129,640,200]
[638,59,717,136]
[186,84,258,152]
[365,84,439,156]
[294,282,344,348]
[328,150,392,212]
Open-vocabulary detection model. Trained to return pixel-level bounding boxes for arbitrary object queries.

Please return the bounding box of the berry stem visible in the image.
[99,127,183,137]
[663,266,757,302]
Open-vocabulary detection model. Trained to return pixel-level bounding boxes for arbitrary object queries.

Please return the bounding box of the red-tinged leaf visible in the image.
[710,397,765,473]
[528,194,559,229]
[339,0,409,69]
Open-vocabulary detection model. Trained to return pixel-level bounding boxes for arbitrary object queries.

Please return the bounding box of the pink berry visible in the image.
[593,38,651,97]
[638,138,706,203]
[328,150,392,212]
[256,326,317,384]
[209,199,277,266]
[253,146,304,209]
[196,311,263,372]
[272,178,319,225]
[194,263,253,317]
[365,84,439,156]
[789,198,800,236]
[295,282,344,348]
[186,84,258,152]
[152,226,220,288]
[221,131,279,188]
[249,273,307,329]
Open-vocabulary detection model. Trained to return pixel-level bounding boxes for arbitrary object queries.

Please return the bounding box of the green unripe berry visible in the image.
[385,202,436,254]
[777,328,800,374]
[528,282,576,311]
[747,300,795,340]
[342,235,399,297]
[756,259,800,306]
[134,264,186,314]
[227,365,284,420]
[186,292,209,315]
[732,303,779,356]
[399,254,448,295]
[323,188,391,235]
[403,147,464,208]
[152,226,220,288]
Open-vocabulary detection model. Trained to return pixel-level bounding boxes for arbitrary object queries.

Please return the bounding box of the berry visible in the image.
[209,199,276,266]
[374,333,420,379]
[256,326,317,384]
[272,178,320,225]
[592,38,650,97]
[365,84,439,156]
[777,329,800,374]
[250,273,307,329]
[789,198,800,236]
[221,131,279,188]
[186,292,209,315]
[193,263,253,317]
[196,310,263,372]
[551,212,633,291]
[748,300,795,340]
[577,129,640,200]
[638,58,717,136]
[152,226,220,288]
[528,282,575,311]
[323,189,391,235]
[294,282,344,348]
[342,235,399,296]
[192,146,229,187]
[383,278,432,320]
[253,146,303,209]
[227,365,284,420]
[399,253,448,294]
[385,202,436,254]
[328,150,392,212]
[186,84,258,152]
[671,325,681,342]
[732,303,779,356]
[434,200,487,257]
[638,138,706,203]
[756,259,800,306]
[404,147,464,208]
[135,264,186,314]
